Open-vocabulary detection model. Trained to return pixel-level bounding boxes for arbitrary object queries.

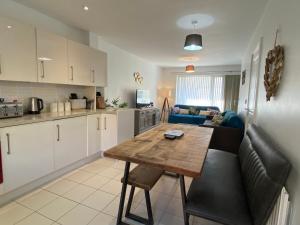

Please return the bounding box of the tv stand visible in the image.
[134,108,160,136]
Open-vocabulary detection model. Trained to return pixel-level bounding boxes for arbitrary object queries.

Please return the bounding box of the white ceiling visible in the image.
[14,0,268,67]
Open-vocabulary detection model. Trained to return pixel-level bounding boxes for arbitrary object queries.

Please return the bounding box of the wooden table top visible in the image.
[104,123,213,177]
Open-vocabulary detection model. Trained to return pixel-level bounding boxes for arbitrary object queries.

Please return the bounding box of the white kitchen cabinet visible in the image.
[36,29,69,84]
[0,122,54,192]
[54,116,87,170]
[100,114,117,151]
[67,40,92,85]
[0,16,37,82]
[87,114,101,156]
[90,48,107,87]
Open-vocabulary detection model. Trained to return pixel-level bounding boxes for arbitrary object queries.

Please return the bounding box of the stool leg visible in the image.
[144,190,154,225]
[125,186,135,217]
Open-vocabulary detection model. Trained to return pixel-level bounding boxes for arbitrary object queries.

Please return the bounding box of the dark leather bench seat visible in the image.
[184,124,291,225]
[186,149,252,225]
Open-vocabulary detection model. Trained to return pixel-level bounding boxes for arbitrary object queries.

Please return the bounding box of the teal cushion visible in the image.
[221,111,244,129]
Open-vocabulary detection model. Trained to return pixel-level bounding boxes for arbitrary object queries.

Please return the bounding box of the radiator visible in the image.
[266,188,291,225]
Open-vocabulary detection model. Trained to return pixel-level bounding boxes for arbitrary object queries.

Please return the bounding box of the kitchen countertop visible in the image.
[0,108,127,128]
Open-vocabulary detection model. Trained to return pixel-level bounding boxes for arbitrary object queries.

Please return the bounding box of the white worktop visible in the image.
[0,108,126,128]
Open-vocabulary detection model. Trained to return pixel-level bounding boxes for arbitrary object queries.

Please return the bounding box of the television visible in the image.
[136,89,151,108]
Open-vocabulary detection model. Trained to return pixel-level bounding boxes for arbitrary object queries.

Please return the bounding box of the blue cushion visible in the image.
[168,114,207,125]
[221,111,244,129]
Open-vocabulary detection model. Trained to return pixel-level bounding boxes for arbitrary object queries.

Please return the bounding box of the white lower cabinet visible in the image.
[54,116,87,170]
[87,114,101,156]
[0,122,54,192]
[101,114,117,151]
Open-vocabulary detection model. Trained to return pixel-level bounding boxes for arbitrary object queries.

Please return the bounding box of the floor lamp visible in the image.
[160,89,171,123]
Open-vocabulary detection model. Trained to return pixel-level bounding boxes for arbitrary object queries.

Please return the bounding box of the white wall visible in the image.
[0,0,89,44]
[89,33,161,108]
[238,0,300,224]
[159,65,241,107]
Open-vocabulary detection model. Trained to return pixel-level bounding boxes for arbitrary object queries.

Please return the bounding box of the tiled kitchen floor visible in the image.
[0,157,220,225]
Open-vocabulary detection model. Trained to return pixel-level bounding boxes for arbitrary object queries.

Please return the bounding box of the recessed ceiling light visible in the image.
[7,25,12,29]
[83,5,89,11]
[179,56,200,62]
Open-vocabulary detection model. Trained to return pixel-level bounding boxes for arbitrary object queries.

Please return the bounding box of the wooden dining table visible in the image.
[104,123,213,225]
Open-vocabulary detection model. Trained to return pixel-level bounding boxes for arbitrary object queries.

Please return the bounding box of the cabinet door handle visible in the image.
[6,133,11,155]
[70,66,74,81]
[104,117,107,130]
[57,124,60,141]
[41,61,45,78]
[97,117,100,130]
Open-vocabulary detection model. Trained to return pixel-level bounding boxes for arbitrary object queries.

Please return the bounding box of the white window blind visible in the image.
[176,75,225,111]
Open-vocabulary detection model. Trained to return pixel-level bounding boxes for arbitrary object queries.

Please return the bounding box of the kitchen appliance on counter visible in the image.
[0,99,24,119]
[28,97,44,114]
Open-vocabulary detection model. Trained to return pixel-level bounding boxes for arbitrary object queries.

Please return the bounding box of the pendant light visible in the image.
[185,65,195,73]
[184,21,203,51]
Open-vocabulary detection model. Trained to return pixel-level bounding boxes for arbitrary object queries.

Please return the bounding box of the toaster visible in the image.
[0,101,24,119]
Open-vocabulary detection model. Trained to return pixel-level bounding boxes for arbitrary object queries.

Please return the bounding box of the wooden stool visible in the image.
[121,165,164,225]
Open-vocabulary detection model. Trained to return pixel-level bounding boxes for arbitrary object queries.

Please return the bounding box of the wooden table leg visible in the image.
[179,175,190,225]
[116,161,131,225]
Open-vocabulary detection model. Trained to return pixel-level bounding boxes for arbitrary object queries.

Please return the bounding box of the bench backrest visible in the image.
[238,124,291,225]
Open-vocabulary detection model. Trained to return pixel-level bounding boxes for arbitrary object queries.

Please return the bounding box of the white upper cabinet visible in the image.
[67,40,91,86]
[0,16,37,82]
[36,29,69,84]
[90,48,107,87]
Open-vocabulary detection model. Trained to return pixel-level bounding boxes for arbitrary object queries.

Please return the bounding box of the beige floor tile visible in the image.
[43,179,78,195]
[94,158,116,167]
[0,202,33,225]
[158,213,184,225]
[100,180,122,195]
[140,191,172,210]
[82,190,115,211]
[38,197,77,220]
[112,160,126,170]
[63,184,96,203]
[15,213,54,225]
[87,212,115,225]
[132,202,164,222]
[98,168,122,179]
[80,163,107,174]
[65,170,94,183]
[58,205,98,225]
[82,175,110,189]
[165,197,183,218]
[17,190,58,210]
[192,216,222,225]
[102,196,133,217]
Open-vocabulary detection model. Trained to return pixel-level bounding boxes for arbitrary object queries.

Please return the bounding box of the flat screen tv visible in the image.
[136,89,151,108]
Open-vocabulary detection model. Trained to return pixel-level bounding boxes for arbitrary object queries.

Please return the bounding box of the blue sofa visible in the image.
[168,105,220,125]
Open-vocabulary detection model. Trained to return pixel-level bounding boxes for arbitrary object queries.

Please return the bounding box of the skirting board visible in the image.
[0,153,102,207]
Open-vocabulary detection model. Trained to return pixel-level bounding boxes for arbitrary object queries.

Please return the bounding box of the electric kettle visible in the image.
[28,97,44,114]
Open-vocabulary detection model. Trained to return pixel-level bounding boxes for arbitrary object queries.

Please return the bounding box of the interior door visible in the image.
[36,29,69,84]
[245,38,262,129]
[0,16,37,82]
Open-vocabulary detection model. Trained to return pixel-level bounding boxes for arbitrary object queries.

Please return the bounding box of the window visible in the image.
[176,75,225,111]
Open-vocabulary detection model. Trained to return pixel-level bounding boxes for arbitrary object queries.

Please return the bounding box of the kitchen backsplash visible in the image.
[0,81,93,113]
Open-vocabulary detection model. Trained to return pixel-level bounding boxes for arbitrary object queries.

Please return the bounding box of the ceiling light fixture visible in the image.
[185,65,195,73]
[7,25,12,29]
[184,21,203,51]
[83,5,89,11]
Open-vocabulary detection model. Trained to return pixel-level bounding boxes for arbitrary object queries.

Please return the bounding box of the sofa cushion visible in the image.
[186,149,252,225]
[174,105,220,112]
[239,125,291,225]
[168,114,206,125]
[221,111,244,129]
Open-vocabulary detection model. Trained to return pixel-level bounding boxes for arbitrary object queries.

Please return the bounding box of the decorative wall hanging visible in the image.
[264,30,284,101]
[133,72,143,84]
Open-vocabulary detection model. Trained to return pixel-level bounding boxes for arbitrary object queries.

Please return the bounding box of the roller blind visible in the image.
[176,75,225,111]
